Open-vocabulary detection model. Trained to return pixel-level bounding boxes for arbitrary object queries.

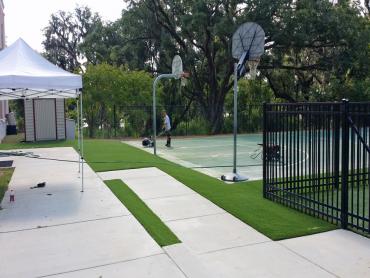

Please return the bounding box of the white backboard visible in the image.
[172,55,183,78]
[232,22,265,60]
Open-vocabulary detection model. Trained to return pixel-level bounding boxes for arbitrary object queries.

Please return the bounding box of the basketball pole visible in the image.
[153,73,178,155]
[232,63,238,174]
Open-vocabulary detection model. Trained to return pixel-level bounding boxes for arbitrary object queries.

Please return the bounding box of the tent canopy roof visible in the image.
[0,38,82,99]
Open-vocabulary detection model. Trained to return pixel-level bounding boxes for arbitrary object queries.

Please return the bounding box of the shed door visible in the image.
[34,99,56,140]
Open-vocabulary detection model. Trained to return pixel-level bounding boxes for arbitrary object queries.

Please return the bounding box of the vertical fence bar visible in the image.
[263,103,267,198]
[341,99,349,229]
[334,104,340,220]
[263,102,370,235]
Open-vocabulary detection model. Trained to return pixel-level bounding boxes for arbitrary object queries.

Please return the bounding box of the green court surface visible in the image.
[127,134,265,180]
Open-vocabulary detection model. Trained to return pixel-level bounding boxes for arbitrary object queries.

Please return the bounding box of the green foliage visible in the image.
[174,117,210,135]
[41,1,370,137]
[9,100,25,132]
[263,0,370,102]
[83,64,153,137]
[42,6,101,72]
[0,168,14,207]
[224,79,275,133]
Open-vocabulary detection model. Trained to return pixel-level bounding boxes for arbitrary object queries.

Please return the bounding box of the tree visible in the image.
[42,1,370,136]
[123,0,242,133]
[260,0,370,102]
[121,0,370,133]
[83,64,122,137]
[83,64,153,137]
[42,6,102,72]
[80,3,163,71]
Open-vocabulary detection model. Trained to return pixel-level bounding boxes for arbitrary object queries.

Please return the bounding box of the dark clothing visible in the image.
[165,130,171,147]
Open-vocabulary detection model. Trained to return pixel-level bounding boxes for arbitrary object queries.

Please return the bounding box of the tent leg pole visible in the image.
[80,91,84,193]
[77,94,81,174]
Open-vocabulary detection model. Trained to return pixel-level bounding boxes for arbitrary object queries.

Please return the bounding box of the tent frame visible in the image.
[77,89,84,192]
[0,38,84,191]
[0,88,85,192]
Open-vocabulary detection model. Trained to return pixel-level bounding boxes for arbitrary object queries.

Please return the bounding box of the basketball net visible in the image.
[247,59,260,80]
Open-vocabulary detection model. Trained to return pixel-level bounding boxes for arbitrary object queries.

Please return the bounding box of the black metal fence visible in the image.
[263,101,370,235]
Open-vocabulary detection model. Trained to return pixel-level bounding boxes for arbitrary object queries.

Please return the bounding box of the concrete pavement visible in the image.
[0,148,185,278]
[99,167,370,278]
[1,147,369,277]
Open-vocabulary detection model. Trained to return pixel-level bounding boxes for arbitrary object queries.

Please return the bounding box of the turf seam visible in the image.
[0,214,130,234]
[34,252,165,278]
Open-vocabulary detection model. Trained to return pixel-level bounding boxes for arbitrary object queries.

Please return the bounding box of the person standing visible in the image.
[9,189,15,202]
[162,110,171,147]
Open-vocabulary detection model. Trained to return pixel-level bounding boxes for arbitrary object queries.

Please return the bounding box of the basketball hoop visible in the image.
[172,55,183,79]
[180,71,190,87]
[221,22,265,182]
[247,59,260,80]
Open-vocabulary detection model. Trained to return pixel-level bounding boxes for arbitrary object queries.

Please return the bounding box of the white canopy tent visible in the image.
[0,38,85,191]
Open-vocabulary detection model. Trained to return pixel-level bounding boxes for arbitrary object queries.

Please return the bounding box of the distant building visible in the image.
[0,0,9,141]
[0,0,4,49]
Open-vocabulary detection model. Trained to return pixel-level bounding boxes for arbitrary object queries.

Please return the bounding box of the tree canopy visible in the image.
[42,0,370,135]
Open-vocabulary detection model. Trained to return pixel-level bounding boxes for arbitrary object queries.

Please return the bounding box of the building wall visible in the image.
[0,0,5,49]
[0,0,7,142]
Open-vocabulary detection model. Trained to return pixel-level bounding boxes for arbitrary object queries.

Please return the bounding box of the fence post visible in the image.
[341,99,349,229]
[263,102,267,198]
[334,104,340,190]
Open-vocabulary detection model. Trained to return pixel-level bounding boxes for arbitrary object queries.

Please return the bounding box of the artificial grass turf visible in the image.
[0,140,75,150]
[0,168,14,205]
[105,179,180,247]
[81,140,336,240]
[0,139,337,240]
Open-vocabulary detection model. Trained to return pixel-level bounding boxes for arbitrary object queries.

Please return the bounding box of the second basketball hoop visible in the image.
[221,22,265,182]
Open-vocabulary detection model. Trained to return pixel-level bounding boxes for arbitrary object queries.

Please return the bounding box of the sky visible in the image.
[3,0,367,51]
[4,0,126,51]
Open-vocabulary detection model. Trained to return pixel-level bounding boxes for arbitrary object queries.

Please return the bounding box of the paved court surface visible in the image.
[99,167,370,278]
[0,148,185,278]
[125,134,263,180]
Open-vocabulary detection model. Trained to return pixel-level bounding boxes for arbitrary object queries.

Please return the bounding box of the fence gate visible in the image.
[263,101,370,235]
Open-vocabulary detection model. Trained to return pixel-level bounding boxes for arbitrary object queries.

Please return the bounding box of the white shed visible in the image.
[24,98,66,141]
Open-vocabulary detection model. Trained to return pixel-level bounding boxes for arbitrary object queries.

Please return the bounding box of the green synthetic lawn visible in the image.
[0,139,336,240]
[0,168,14,206]
[105,179,180,246]
[0,140,75,150]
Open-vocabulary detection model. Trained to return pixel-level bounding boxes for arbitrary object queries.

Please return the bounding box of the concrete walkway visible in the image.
[99,167,370,278]
[0,148,185,278]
